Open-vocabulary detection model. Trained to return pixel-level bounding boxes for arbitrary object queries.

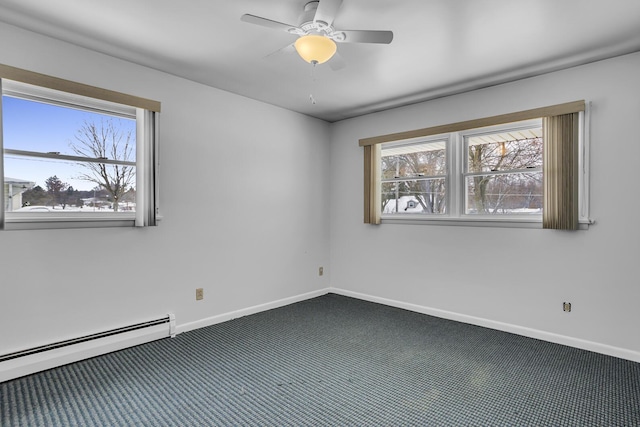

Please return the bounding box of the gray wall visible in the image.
[1,20,638,379]
[0,22,331,357]
[329,52,640,360]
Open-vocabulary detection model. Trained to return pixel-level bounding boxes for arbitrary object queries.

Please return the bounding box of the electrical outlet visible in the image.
[196,288,204,301]
[563,302,571,312]
[319,266,324,276]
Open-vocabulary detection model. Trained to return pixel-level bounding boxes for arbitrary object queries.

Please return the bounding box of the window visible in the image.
[0,64,160,229]
[463,121,543,216]
[360,101,589,229]
[381,137,448,215]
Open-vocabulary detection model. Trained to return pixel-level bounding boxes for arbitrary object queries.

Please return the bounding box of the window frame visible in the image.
[459,119,544,220]
[361,101,591,229]
[0,64,160,230]
[380,134,450,216]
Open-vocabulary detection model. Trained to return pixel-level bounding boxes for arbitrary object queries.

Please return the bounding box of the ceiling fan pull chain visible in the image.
[309,62,317,105]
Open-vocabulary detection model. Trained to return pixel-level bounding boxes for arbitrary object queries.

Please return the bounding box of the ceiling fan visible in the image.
[240,0,393,69]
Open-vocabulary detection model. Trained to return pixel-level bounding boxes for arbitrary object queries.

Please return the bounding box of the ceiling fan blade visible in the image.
[241,14,298,33]
[264,43,296,59]
[329,52,346,71]
[338,30,394,44]
[313,0,343,26]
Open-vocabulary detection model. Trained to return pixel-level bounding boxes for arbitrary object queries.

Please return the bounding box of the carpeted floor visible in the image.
[1,293,639,426]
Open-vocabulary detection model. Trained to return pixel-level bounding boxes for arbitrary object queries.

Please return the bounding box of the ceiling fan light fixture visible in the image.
[294,35,337,64]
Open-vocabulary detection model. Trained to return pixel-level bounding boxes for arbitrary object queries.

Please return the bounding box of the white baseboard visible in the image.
[4,286,636,384]
[0,289,330,384]
[176,288,331,335]
[330,287,640,363]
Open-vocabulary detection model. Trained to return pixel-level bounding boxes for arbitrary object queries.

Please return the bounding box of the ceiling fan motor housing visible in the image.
[295,0,345,41]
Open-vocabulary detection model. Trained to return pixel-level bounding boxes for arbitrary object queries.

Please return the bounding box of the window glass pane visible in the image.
[2,95,136,157]
[466,127,542,173]
[382,179,446,214]
[465,172,542,215]
[4,156,136,213]
[381,141,446,179]
[3,92,137,214]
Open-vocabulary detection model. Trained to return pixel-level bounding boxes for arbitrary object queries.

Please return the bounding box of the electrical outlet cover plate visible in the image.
[196,288,204,301]
[563,302,571,312]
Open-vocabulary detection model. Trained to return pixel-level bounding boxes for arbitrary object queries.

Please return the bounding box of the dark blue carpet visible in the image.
[2,294,639,426]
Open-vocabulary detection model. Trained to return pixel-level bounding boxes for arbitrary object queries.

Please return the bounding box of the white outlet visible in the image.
[319,266,324,276]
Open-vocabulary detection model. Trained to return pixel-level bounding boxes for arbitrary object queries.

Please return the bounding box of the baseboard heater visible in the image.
[0,313,176,363]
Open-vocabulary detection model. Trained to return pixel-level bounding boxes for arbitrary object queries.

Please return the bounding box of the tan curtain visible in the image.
[363,144,381,224]
[543,113,579,230]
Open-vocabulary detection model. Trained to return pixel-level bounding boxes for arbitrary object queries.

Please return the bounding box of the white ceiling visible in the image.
[0,0,639,122]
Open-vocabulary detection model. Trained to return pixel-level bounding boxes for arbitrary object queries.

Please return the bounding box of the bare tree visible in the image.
[381,136,542,215]
[381,149,446,214]
[70,119,135,212]
[468,137,542,213]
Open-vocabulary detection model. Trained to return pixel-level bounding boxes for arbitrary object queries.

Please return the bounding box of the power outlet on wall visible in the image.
[196,288,204,301]
[319,266,324,276]
[563,302,571,312]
